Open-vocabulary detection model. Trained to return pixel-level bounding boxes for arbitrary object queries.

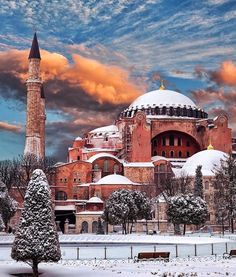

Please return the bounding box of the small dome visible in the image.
[89,125,118,134]
[129,89,197,110]
[87,196,103,204]
[96,174,134,184]
[181,149,227,176]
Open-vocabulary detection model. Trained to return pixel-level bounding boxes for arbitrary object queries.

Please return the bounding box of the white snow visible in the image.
[96,174,136,185]
[89,125,118,134]
[1,258,236,277]
[128,89,197,110]
[180,149,228,176]
[123,162,154,168]
[77,211,104,215]
[55,205,75,211]
[151,155,168,162]
[87,153,121,163]
[87,196,103,203]
[75,136,83,141]
[0,234,230,245]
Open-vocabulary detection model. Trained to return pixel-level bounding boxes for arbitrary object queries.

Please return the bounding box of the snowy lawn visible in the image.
[1,257,236,276]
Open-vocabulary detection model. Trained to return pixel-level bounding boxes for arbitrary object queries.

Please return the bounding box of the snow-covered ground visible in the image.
[1,258,236,276]
[0,233,231,245]
[1,233,235,260]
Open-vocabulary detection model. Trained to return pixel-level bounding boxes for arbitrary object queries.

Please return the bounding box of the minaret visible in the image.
[24,33,45,159]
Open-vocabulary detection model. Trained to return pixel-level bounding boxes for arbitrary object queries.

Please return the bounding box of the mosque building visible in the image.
[22,34,234,234]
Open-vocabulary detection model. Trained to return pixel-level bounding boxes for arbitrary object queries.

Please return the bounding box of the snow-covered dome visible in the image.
[89,125,118,135]
[96,174,134,185]
[87,196,103,203]
[129,89,196,110]
[181,149,227,176]
[75,136,83,141]
[120,89,208,119]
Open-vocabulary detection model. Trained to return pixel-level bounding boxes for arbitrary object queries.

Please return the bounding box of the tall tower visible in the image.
[24,33,46,159]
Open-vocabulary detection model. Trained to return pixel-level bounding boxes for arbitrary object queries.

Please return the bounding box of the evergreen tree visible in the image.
[167,193,208,235]
[11,169,61,276]
[0,180,18,231]
[214,155,236,233]
[194,165,203,198]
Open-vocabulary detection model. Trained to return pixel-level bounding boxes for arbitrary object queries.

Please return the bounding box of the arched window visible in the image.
[183,107,187,116]
[92,221,98,233]
[153,140,157,147]
[162,151,166,157]
[178,137,182,146]
[187,151,190,157]
[153,150,157,156]
[81,221,88,233]
[178,151,182,158]
[176,107,181,116]
[114,164,119,174]
[93,164,99,171]
[56,191,67,200]
[169,134,174,146]
[155,107,160,115]
[170,151,174,158]
[162,137,166,146]
[103,160,109,172]
[162,106,166,115]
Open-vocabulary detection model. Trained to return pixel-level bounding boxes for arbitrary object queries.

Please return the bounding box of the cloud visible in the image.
[210,60,236,86]
[0,121,21,133]
[0,49,144,106]
[0,47,142,160]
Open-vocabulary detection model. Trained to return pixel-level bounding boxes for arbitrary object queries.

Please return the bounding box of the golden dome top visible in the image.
[207,143,214,150]
[159,80,165,90]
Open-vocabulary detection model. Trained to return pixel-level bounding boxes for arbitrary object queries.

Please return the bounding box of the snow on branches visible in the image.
[11,169,61,276]
[0,180,18,232]
[103,189,151,234]
[167,193,208,235]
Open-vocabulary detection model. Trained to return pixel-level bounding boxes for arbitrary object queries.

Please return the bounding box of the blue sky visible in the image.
[0,0,235,161]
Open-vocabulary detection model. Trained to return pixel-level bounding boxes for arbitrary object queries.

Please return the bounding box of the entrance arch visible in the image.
[151,130,200,158]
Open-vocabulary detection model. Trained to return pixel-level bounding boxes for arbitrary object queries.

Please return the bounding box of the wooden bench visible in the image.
[134,252,170,262]
[223,249,236,259]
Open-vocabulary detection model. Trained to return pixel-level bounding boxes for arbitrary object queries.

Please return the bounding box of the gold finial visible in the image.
[207,138,214,150]
[159,79,165,90]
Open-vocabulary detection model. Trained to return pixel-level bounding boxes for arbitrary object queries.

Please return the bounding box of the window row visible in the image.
[159,150,190,158]
[154,136,191,147]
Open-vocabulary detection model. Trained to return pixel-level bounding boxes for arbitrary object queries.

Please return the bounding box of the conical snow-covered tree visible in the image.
[11,169,61,276]
[194,165,203,198]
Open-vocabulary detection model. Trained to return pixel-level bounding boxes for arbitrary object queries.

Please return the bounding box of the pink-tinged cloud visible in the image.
[210,60,236,86]
[0,121,21,133]
[0,49,145,105]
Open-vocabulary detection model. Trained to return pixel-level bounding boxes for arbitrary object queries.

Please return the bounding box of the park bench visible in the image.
[134,252,170,262]
[223,249,236,259]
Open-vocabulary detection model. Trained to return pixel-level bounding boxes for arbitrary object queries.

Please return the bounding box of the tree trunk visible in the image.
[183,224,186,236]
[221,218,224,236]
[231,217,234,234]
[130,222,133,234]
[174,224,181,235]
[32,259,38,277]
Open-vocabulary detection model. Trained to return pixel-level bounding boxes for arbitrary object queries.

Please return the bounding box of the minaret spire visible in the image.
[24,33,45,159]
[29,33,41,59]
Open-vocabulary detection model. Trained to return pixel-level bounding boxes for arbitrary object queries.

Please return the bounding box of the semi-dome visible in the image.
[96,174,135,185]
[181,149,227,176]
[120,89,208,119]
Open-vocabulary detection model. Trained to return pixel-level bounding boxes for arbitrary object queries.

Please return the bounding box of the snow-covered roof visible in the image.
[87,153,121,163]
[96,174,135,185]
[180,149,228,177]
[75,136,83,141]
[54,205,75,211]
[77,211,103,215]
[151,155,168,162]
[123,162,154,168]
[87,196,103,204]
[89,125,118,134]
[128,89,197,110]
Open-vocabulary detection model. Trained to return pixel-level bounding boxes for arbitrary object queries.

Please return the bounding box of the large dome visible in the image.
[181,149,227,176]
[129,89,197,110]
[120,89,207,119]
